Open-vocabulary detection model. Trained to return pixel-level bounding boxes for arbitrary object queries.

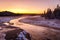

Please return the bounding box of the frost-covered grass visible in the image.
[0,16,20,23]
[20,16,60,28]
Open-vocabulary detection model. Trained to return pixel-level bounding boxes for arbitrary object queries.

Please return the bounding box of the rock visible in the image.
[5,28,21,40]
[17,30,31,40]
[0,25,31,40]
[3,26,31,40]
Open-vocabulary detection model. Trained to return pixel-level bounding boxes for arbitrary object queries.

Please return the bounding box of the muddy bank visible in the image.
[0,25,31,40]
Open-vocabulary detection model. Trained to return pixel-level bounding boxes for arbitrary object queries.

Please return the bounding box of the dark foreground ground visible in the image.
[0,23,31,40]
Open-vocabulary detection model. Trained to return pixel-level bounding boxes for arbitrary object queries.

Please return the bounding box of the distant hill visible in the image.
[0,11,23,16]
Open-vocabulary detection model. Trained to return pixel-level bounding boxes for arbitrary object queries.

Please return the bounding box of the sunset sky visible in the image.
[0,0,60,13]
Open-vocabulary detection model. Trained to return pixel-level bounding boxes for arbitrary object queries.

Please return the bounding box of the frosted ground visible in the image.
[0,16,60,40]
[0,16,60,29]
[20,16,60,29]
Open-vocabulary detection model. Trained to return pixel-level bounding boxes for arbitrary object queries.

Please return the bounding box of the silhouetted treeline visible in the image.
[0,11,42,16]
[42,4,60,19]
[0,11,23,16]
